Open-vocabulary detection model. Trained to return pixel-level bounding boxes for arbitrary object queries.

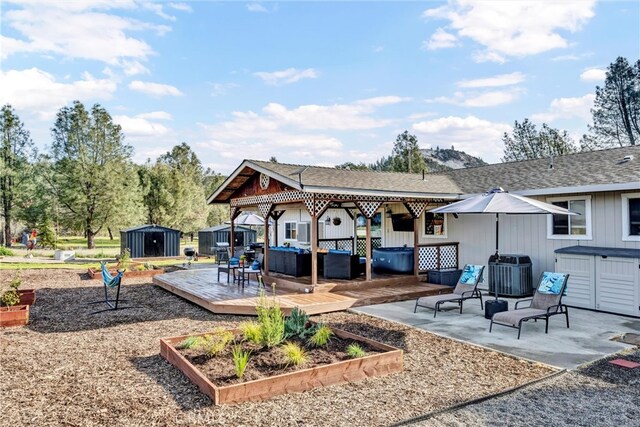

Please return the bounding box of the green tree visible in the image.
[335,162,370,171]
[502,119,576,162]
[0,105,34,247]
[47,101,143,249]
[588,57,640,148]
[203,168,227,226]
[269,156,278,163]
[390,131,427,173]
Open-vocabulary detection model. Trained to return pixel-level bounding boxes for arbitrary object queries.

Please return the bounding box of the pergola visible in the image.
[208,160,461,288]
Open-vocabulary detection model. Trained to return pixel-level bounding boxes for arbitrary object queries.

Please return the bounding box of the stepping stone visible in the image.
[608,359,640,369]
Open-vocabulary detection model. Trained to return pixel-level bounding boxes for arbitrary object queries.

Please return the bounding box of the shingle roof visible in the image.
[438,145,640,194]
[248,160,462,195]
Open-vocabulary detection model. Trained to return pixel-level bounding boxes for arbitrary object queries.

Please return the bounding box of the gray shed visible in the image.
[120,225,181,258]
[198,225,257,256]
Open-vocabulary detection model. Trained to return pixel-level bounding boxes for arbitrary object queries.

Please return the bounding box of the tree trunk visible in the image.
[87,231,96,249]
[108,227,114,240]
[3,217,11,247]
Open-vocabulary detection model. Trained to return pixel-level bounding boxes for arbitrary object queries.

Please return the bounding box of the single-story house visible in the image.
[208,146,639,317]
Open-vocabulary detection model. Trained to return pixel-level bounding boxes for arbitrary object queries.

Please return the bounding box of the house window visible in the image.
[284,221,297,240]
[297,222,311,243]
[424,212,447,238]
[622,193,640,241]
[547,196,592,240]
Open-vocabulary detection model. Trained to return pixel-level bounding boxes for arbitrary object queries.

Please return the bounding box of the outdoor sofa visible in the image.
[267,247,311,277]
[323,249,364,280]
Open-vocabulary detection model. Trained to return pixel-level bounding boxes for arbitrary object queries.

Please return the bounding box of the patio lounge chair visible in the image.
[490,272,570,339]
[414,264,485,317]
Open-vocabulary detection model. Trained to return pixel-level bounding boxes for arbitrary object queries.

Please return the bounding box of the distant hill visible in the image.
[421,148,487,171]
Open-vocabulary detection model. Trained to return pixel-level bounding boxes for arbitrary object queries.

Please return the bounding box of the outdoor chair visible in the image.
[490,272,570,339]
[217,255,239,284]
[414,264,485,317]
[88,262,136,314]
[238,253,263,288]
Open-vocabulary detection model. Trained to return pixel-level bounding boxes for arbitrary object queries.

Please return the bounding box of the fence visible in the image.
[417,242,459,273]
[318,237,383,256]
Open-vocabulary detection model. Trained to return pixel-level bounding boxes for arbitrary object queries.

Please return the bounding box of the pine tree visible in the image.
[390,131,427,173]
[502,119,576,162]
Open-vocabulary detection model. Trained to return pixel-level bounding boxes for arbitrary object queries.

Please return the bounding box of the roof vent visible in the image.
[618,154,634,164]
[549,155,554,169]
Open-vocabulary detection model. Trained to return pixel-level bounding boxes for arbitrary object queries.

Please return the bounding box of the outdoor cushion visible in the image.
[329,249,351,254]
[537,272,567,295]
[417,293,464,309]
[492,308,547,326]
[229,257,240,266]
[459,264,483,285]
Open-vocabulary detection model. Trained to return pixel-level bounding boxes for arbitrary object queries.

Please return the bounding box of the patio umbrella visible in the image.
[233,213,266,226]
[430,187,577,300]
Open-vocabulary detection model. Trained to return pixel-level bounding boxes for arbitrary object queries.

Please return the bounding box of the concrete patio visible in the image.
[353,295,640,370]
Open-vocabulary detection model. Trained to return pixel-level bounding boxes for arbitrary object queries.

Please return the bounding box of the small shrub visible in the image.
[281,342,307,366]
[232,345,251,378]
[177,336,200,349]
[284,307,316,340]
[134,264,146,272]
[193,328,234,356]
[308,324,333,347]
[116,248,132,271]
[0,246,15,256]
[256,289,285,348]
[143,262,153,271]
[346,343,366,359]
[239,321,262,345]
[1,272,22,307]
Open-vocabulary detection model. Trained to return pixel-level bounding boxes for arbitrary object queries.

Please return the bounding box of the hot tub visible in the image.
[372,247,414,274]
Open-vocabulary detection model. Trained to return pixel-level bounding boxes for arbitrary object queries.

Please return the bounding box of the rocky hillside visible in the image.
[421,147,487,171]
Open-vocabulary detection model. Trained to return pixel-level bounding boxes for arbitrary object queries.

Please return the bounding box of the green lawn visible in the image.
[57,236,122,248]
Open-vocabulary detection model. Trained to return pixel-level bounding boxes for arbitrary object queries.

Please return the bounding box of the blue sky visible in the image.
[1,1,639,174]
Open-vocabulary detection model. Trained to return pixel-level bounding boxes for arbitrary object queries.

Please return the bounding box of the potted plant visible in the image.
[239,254,247,267]
[1,272,30,327]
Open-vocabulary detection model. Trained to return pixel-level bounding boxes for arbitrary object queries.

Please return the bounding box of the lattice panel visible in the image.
[418,244,458,271]
[440,245,458,269]
[318,239,355,253]
[303,199,331,217]
[230,191,311,207]
[230,206,241,221]
[404,201,428,219]
[356,237,382,256]
[318,241,334,251]
[354,201,383,218]
[257,203,273,219]
[259,173,270,189]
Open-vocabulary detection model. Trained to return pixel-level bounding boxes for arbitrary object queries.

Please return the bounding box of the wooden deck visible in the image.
[153,268,452,316]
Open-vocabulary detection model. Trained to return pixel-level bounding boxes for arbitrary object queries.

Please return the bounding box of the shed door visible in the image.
[595,256,639,317]
[144,232,165,257]
[556,254,595,309]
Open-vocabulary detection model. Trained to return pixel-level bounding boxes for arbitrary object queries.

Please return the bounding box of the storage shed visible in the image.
[120,225,181,258]
[198,225,257,256]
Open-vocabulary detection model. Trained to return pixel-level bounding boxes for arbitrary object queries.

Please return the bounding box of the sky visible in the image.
[1,0,639,174]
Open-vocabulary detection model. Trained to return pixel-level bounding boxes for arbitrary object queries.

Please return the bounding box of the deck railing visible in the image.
[318,237,382,256]
[417,242,459,273]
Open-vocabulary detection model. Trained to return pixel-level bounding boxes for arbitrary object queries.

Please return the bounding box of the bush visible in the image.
[346,343,366,359]
[239,321,262,345]
[195,328,234,356]
[232,345,251,378]
[256,289,285,348]
[308,324,333,347]
[281,342,307,367]
[1,272,22,307]
[0,247,15,256]
[284,307,317,340]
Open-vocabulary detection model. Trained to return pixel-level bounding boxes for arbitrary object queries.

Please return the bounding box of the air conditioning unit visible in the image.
[488,254,533,297]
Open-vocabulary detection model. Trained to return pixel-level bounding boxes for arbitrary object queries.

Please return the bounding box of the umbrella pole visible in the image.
[495,213,499,301]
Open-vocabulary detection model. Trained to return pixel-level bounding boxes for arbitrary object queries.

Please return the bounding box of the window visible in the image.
[622,193,640,241]
[424,212,447,238]
[547,196,592,240]
[284,221,297,240]
[297,222,311,243]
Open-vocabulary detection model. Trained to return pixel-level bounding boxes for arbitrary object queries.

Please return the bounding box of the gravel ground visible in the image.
[410,349,640,427]
[1,270,555,427]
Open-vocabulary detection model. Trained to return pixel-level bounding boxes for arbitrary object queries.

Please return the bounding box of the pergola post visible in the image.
[263,217,269,276]
[229,207,240,257]
[413,217,420,277]
[365,217,372,281]
[311,214,318,287]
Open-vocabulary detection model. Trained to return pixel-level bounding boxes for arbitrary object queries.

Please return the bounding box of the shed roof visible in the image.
[120,224,182,233]
[440,145,640,195]
[199,225,255,232]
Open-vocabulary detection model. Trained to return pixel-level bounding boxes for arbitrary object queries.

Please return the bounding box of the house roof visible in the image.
[199,225,255,232]
[120,224,181,233]
[439,145,640,196]
[208,159,462,203]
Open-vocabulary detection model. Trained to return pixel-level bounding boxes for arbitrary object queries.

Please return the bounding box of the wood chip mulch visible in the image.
[0,270,555,426]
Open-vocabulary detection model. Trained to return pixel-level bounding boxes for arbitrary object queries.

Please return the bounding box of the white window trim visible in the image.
[284,221,297,241]
[296,222,311,243]
[423,212,448,239]
[622,192,640,242]
[546,195,592,240]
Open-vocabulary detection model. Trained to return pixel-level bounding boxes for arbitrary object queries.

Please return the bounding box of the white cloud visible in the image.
[0,68,117,119]
[422,28,458,50]
[532,94,595,123]
[254,68,318,85]
[113,114,170,137]
[428,89,523,107]
[457,72,525,88]
[168,3,193,12]
[247,3,268,13]
[128,80,184,96]
[2,1,169,73]
[412,115,511,162]
[552,52,593,61]
[580,68,606,82]
[141,2,176,21]
[136,111,173,121]
[210,82,240,97]
[372,45,385,53]
[424,0,596,62]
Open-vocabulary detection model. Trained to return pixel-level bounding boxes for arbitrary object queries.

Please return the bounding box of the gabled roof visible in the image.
[440,145,640,196]
[120,224,181,233]
[208,160,462,203]
[199,225,255,232]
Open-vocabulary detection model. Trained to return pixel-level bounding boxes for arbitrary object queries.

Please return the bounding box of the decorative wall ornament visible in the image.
[259,173,270,190]
[354,201,383,219]
[403,201,429,219]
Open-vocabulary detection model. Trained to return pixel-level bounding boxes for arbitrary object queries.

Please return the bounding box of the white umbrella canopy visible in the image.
[431,187,578,299]
[233,213,266,226]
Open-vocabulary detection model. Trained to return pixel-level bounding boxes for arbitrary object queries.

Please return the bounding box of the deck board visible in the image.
[153,268,452,316]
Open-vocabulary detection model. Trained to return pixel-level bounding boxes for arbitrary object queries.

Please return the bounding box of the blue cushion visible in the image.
[459,265,483,285]
[537,272,567,295]
[229,257,240,266]
[359,257,366,264]
[251,260,260,270]
[329,249,351,255]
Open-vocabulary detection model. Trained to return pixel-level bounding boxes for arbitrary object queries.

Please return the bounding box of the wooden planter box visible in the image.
[88,266,165,280]
[0,305,29,327]
[160,327,403,405]
[18,289,35,306]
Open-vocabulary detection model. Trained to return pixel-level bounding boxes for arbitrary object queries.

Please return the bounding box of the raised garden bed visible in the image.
[87,266,165,280]
[0,305,29,327]
[160,327,403,405]
[18,289,35,306]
